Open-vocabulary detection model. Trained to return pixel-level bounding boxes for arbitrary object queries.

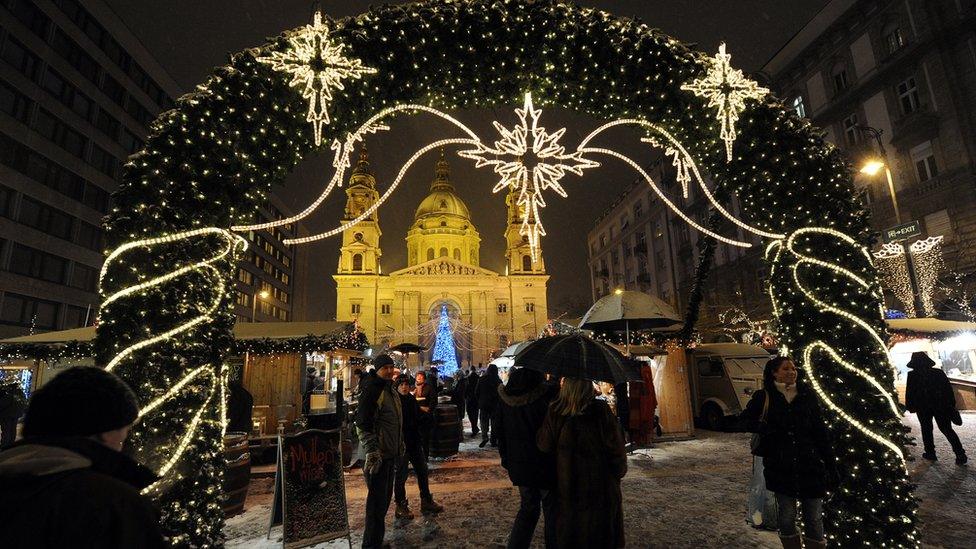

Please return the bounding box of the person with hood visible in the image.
[476,364,502,447]
[537,377,627,549]
[226,377,254,434]
[495,368,558,549]
[905,351,967,464]
[738,356,836,549]
[0,376,27,447]
[0,366,165,548]
[356,354,404,549]
[393,374,443,520]
[465,366,481,437]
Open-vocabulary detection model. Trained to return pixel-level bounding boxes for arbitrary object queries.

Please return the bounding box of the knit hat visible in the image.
[373,354,395,369]
[23,366,140,438]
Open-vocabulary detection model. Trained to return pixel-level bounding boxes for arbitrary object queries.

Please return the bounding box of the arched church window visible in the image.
[439,247,448,257]
[453,248,461,260]
[427,248,435,261]
[440,220,447,227]
[352,254,363,271]
[522,255,532,271]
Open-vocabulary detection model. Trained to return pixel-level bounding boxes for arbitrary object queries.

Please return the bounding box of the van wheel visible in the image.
[701,403,725,431]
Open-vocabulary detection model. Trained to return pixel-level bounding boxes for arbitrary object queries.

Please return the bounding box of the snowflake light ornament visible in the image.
[681,43,769,162]
[257,11,376,146]
[459,92,598,259]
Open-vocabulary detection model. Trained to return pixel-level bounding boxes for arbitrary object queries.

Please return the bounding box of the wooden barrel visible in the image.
[429,404,461,458]
[222,432,251,518]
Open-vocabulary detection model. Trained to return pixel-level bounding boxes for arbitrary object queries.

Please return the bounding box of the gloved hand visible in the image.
[364,451,382,476]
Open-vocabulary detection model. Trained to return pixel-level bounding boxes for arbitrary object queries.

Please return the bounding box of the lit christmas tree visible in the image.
[431,304,459,377]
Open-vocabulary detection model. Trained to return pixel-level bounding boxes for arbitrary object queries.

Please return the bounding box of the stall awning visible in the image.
[886,318,976,335]
[0,321,356,344]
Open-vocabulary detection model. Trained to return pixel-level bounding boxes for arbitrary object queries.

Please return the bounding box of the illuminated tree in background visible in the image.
[430,304,459,377]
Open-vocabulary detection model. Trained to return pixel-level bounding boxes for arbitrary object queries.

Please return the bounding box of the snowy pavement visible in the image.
[224,414,974,548]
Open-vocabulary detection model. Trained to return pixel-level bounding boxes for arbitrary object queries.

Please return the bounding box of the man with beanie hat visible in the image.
[356,354,404,548]
[0,366,165,548]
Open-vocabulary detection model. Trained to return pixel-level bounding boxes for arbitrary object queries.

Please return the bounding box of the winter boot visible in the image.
[395,501,414,520]
[420,496,444,515]
[921,451,937,461]
[779,535,802,549]
[802,537,826,549]
[478,438,489,448]
[956,453,968,465]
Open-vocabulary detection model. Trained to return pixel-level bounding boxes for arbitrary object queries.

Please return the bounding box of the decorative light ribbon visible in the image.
[767,227,906,462]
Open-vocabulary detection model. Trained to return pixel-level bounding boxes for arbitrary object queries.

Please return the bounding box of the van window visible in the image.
[698,359,725,378]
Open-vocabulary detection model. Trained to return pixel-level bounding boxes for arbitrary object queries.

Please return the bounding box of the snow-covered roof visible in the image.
[692,343,771,358]
[886,318,976,334]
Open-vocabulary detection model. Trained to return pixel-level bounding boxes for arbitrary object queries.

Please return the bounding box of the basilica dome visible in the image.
[414,152,472,222]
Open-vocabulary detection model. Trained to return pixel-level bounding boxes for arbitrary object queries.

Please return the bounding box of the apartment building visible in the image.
[0,0,311,336]
[762,0,976,310]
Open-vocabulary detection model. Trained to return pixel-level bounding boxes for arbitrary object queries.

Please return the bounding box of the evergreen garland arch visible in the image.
[94,0,918,545]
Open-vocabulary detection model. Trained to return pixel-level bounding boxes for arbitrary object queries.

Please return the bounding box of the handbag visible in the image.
[750,391,770,457]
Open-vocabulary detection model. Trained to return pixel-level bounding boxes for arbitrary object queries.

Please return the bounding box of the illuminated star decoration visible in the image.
[680,43,769,162]
[459,92,599,259]
[256,10,376,146]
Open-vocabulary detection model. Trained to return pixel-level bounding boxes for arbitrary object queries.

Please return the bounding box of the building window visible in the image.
[17,197,74,240]
[497,302,508,314]
[924,209,951,240]
[1,37,41,81]
[0,293,60,329]
[884,27,904,55]
[599,233,607,248]
[633,201,643,219]
[525,302,535,313]
[843,114,860,146]
[910,141,938,182]
[427,248,435,261]
[0,79,33,124]
[832,66,849,94]
[896,77,919,114]
[439,247,448,258]
[237,268,253,285]
[522,255,532,271]
[351,303,361,315]
[352,253,363,271]
[380,303,392,315]
[7,244,68,284]
[68,263,97,292]
[235,291,250,307]
[453,248,461,261]
[792,96,806,118]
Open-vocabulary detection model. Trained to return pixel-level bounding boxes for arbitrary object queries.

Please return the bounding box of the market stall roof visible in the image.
[0,321,356,344]
[886,318,976,334]
[693,343,772,357]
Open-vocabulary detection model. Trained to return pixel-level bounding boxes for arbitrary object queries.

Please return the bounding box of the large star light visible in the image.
[459,92,598,259]
[681,43,769,162]
[257,11,376,146]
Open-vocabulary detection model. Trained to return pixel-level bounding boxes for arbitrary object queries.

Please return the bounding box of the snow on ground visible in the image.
[225,414,974,548]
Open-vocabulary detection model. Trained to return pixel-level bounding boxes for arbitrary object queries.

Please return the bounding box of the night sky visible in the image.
[106,0,828,320]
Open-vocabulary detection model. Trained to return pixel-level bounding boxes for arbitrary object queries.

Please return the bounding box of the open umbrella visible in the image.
[580,290,681,355]
[513,334,642,384]
[389,342,427,354]
[499,340,534,357]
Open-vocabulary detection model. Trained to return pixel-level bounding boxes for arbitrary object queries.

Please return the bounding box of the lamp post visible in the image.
[252,289,270,322]
[856,125,901,224]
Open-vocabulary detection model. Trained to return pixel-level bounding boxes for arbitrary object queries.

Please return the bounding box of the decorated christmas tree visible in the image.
[430,304,459,377]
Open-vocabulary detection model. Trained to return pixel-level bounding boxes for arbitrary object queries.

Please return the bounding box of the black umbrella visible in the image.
[513,334,642,384]
[389,343,427,354]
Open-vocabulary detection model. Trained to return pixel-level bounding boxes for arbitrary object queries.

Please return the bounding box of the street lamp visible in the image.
[252,289,270,322]
[856,125,902,224]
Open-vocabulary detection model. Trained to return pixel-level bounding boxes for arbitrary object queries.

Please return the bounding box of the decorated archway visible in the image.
[94,1,917,546]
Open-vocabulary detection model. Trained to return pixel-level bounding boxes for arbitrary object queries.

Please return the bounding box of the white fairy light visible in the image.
[138,364,210,418]
[459,92,599,260]
[872,244,915,317]
[910,236,944,317]
[680,43,769,162]
[256,10,377,146]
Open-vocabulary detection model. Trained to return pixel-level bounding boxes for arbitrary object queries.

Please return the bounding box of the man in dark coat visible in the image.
[476,364,502,447]
[0,377,26,447]
[226,378,254,434]
[495,368,558,549]
[905,351,967,464]
[393,374,443,520]
[355,355,404,549]
[451,369,467,422]
[0,366,165,548]
[414,370,436,459]
[465,366,481,437]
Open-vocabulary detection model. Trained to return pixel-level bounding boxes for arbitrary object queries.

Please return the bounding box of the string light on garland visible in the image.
[680,42,769,161]
[873,243,916,317]
[459,92,599,259]
[256,10,377,146]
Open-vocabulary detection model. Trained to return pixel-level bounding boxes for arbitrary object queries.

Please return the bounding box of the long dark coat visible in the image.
[464,371,479,403]
[537,399,627,549]
[905,362,958,418]
[739,385,837,499]
[0,437,165,548]
[495,371,557,489]
[476,365,502,410]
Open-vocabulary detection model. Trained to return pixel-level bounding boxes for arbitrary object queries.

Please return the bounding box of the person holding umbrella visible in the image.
[515,334,634,549]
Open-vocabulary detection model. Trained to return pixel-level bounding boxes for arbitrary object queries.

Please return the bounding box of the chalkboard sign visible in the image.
[268,429,350,548]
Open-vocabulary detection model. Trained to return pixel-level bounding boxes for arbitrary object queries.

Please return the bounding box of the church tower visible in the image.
[338,146,382,274]
[504,187,546,274]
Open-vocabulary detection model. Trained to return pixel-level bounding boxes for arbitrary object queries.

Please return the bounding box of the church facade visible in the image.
[334,149,549,368]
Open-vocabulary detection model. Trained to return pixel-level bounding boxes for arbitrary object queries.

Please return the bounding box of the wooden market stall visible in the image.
[887,318,976,410]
